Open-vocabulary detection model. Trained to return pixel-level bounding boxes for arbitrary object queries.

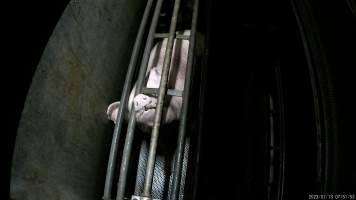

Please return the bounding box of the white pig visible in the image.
[107,30,190,132]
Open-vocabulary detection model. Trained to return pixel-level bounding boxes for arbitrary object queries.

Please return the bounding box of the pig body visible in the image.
[107,30,190,132]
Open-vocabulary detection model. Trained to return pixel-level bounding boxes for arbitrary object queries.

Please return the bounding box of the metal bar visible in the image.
[170,0,200,199]
[167,89,183,97]
[141,88,183,97]
[176,34,190,40]
[191,49,208,200]
[154,33,168,38]
[155,33,190,40]
[275,61,286,200]
[267,94,275,200]
[141,0,182,197]
[115,0,165,199]
[192,1,211,198]
[102,0,154,199]
[131,195,160,200]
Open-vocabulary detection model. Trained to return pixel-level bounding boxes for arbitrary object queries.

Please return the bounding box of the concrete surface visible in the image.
[10,0,145,199]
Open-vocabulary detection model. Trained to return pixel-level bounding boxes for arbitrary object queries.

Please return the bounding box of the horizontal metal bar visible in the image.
[176,34,190,40]
[154,33,168,38]
[131,195,160,200]
[141,87,183,97]
[154,33,190,40]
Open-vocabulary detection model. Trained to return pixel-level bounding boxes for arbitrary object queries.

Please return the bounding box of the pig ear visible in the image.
[107,101,120,120]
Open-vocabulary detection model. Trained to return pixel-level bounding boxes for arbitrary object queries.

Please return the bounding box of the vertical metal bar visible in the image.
[102,0,154,199]
[275,61,285,200]
[191,49,208,200]
[170,0,200,199]
[115,0,165,199]
[141,0,182,197]
[192,2,210,198]
[267,94,275,200]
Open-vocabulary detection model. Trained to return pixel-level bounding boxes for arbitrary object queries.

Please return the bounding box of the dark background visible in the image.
[197,0,356,199]
[2,1,70,199]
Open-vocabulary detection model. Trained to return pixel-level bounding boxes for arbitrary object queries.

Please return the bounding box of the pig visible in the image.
[106,30,190,132]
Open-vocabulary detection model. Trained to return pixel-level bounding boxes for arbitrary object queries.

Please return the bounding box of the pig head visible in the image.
[107,30,190,132]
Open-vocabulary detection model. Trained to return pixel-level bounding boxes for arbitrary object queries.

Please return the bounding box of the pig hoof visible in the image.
[107,101,120,122]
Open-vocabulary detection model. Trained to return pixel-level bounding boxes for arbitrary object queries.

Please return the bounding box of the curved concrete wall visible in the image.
[10,0,145,199]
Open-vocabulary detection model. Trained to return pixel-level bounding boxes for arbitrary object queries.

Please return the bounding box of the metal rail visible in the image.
[104,0,201,198]
[169,0,200,199]
[141,0,182,197]
[141,88,183,97]
[191,46,208,200]
[103,0,154,199]
[115,0,165,199]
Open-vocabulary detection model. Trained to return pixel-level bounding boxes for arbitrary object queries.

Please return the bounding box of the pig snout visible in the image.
[133,94,157,112]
